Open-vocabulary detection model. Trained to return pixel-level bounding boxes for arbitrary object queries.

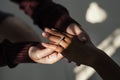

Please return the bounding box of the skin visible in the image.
[28,23,86,64]
[28,26,74,64]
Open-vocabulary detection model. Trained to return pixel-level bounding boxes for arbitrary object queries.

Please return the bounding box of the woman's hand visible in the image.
[28,24,98,67]
[63,23,99,66]
[28,28,73,64]
[38,24,100,67]
[28,46,63,64]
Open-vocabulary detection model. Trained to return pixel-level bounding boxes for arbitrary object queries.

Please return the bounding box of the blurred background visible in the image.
[0,0,120,80]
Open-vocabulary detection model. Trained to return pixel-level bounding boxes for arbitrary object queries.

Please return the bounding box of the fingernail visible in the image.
[51,28,56,30]
[42,32,46,36]
[41,42,48,47]
[41,42,46,45]
[42,32,49,37]
[45,27,50,32]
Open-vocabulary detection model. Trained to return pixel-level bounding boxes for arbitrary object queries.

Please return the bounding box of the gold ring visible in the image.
[57,36,65,45]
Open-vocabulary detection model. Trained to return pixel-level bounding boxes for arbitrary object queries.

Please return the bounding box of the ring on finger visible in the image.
[57,36,65,45]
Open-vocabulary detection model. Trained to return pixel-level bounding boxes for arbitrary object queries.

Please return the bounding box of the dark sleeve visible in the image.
[32,1,80,32]
[0,39,39,68]
[0,11,13,23]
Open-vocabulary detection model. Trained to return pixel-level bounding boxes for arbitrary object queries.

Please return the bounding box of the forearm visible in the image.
[0,39,39,68]
[0,42,7,67]
[92,49,120,80]
[63,24,120,79]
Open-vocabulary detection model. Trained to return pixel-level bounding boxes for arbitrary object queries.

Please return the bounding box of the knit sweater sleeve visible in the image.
[31,1,79,32]
[11,0,79,32]
[0,39,39,68]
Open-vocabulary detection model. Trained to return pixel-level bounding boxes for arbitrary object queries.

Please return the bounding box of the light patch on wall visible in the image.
[74,28,120,80]
[86,2,107,24]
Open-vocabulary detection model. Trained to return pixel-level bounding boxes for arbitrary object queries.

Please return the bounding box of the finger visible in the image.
[47,28,73,42]
[45,28,72,38]
[65,32,73,38]
[45,28,63,37]
[42,32,59,43]
[45,27,73,40]
[29,46,54,60]
[43,28,73,48]
[57,36,70,48]
[36,52,63,64]
[42,32,68,48]
[42,31,71,48]
[41,42,64,53]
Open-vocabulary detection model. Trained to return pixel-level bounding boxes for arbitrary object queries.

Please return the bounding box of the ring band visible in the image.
[57,36,65,45]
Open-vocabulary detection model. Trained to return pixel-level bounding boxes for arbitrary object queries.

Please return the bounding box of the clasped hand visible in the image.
[28,26,98,67]
[28,28,73,64]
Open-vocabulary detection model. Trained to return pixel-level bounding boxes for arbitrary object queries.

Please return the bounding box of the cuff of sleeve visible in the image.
[2,39,39,68]
[54,14,80,32]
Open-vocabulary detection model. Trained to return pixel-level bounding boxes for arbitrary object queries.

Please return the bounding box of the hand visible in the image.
[28,28,73,64]
[62,24,100,66]
[40,24,100,67]
[28,46,63,64]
